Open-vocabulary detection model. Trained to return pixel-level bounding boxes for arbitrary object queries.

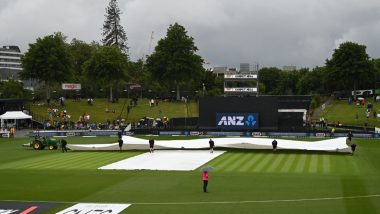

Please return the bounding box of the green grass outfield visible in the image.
[1,137,380,213]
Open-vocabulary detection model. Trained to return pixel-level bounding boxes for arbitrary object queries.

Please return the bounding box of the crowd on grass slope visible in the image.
[41,98,170,130]
[44,107,129,130]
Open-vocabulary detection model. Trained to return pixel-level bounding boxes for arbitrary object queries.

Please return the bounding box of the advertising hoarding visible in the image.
[62,83,81,90]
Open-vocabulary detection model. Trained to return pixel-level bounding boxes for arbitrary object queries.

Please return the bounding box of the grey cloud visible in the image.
[1,0,380,69]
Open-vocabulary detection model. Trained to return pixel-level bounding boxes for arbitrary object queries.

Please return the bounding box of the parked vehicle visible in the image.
[24,136,60,150]
[352,89,373,98]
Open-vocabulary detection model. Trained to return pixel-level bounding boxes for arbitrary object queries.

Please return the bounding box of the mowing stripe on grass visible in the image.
[280,154,296,173]
[321,155,331,174]
[224,152,253,172]
[214,152,242,171]
[3,194,380,205]
[0,152,134,170]
[238,153,261,172]
[252,153,273,172]
[308,154,318,174]
[37,153,100,169]
[289,153,301,172]
[266,154,286,173]
[303,154,312,173]
[345,155,360,174]
[3,153,87,169]
[294,154,307,173]
[17,153,100,169]
[69,154,129,169]
[49,153,132,169]
[205,151,229,166]
[332,155,357,175]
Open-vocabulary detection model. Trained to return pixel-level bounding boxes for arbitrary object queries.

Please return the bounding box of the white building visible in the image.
[0,46,22,80]
[282,65,297,71]
[0,46,39,90]
[224,63,259,96]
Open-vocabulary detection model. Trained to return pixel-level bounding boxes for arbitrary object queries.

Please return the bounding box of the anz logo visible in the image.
[216,113,259,129]
[218,116,245,126]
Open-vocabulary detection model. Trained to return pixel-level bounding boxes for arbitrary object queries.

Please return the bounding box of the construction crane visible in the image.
[147,31,154,56]
[141,31,154,67]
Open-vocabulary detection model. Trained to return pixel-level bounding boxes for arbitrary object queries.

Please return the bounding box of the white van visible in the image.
[351,89,373,97]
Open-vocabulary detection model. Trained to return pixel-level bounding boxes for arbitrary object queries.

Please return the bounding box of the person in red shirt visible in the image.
[202,171,209,193]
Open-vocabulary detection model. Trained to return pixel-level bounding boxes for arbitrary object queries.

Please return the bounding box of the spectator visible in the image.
[87,98,93,105]
[9,127,15,138]
[60,97,65,106]
[150,99,155,107]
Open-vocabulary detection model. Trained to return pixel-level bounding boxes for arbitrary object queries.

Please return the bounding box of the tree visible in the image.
[201,70,223,96]
[296,67,328,95]
[83,46,128,101]
[69,39,98,81]
[20,32,73,101]
[102,0,129,56]
[69,39,101,97]
[146,23,204,100]
[258,67,282,95]
[325,42,374,98]
[276,70,300,95]
[0,80,26,99]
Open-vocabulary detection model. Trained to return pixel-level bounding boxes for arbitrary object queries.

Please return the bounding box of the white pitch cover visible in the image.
[68,136,351,153]
[56,203,130,214]
[99,150,225,171]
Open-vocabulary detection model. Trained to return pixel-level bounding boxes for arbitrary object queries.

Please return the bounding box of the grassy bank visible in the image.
[319,99,380,127]
[28,98,199,123]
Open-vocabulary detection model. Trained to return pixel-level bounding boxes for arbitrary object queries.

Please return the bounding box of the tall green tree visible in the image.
[374,58,380,88]
[201,70,223,96]
[146,23,204,100]
[69,39,98,81]
[276,70,300,95]
[102,0,129,56]
[69,39,100,97]
[20,32,73,101]
[258,67,282,95]
[296,66,328,95]
[83,46,128,101]
[325,42,374,97]
[0,79,26,99]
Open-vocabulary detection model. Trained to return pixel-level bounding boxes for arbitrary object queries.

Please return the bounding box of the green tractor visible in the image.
[25,136,61,150]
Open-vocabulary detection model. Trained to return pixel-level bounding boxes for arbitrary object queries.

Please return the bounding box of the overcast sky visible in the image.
[1,0,380,69]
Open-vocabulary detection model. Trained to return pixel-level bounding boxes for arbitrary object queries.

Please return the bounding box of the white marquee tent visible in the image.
[0,111,32,129]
